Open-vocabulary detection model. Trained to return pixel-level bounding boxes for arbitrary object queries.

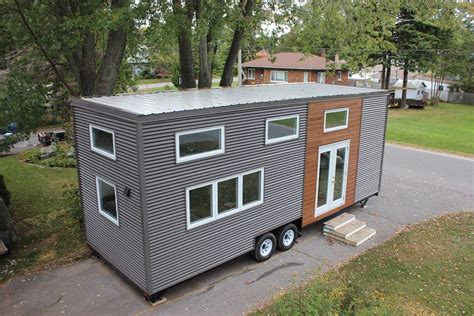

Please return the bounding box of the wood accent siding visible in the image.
[302,98,362,227]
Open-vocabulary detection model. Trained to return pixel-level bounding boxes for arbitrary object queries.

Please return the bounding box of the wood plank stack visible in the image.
[323,213,376,246]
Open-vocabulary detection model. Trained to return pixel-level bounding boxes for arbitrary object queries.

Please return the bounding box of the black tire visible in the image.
[277,223,298,251]
[253,233,276,262]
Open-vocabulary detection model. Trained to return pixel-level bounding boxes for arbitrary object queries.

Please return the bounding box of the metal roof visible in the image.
[83,83,384,116]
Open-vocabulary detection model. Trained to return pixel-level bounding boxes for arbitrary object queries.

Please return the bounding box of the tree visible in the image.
[219,0,255,87]
[172,0,196,89]
[2,0,144,96]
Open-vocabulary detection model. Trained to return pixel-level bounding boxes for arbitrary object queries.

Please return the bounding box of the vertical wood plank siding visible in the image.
[73,107,146,290]
[355,96,388,201]
[142,104,308,293]
[302,98,362,227]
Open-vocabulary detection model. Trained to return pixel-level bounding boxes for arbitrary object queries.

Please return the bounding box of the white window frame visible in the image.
[270,70,288,82]
[96,176,119,226]
[186,168,264,229]
[318,72,326,84]
[89,124,116,160]
[175,125,225,163]
[247,68,256,80]
[265,114,300,145]
[303,71,309,83]
[324,108,349,133]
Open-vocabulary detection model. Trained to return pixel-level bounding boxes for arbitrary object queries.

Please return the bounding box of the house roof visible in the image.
[82,83,384,117]
[242,52,345,70]
[392,79,427,89]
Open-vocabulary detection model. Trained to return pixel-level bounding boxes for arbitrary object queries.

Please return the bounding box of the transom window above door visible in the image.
[324,108,349,132]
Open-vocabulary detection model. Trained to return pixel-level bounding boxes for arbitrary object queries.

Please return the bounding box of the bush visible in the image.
[0,174,11,207]
[18,147,42,163]
[18,142,76,168]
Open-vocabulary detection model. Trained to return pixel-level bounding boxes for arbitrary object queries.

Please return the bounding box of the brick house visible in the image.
[242,52,349,86]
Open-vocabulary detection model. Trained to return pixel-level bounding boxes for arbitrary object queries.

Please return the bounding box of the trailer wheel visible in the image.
[253,233,276,262]
[277,223,298,251]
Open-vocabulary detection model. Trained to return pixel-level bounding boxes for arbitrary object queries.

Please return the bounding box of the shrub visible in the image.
[18,147,42,163]
[0,174,11,207]
[40,156,77,168]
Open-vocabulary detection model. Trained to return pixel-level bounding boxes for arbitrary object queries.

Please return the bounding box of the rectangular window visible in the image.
[242,170,262,208]
[318,72,325,84]
[324,108,349,132]
[217,177,238,214]
[265,115,300,144]
[337,71,342,81]
[303,71,309,82]
[90,125,116,160]
[96,177,119,225]
[247,68,256,80]
[188,184,213,224]
[270,70,288,82]
[186,168,264,229]
[176,126,225,163]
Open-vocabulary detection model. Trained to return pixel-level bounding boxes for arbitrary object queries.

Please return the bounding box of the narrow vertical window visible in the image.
[248,68,256,80]
[242,170,263,208]
[217,177,238,214]
[96,177,119,225]
[188,184,213,225]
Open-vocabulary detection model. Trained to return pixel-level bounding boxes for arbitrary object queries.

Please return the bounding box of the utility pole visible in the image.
[238,48,242,87]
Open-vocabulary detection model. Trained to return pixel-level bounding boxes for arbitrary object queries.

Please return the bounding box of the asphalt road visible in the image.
[1,144,473,315]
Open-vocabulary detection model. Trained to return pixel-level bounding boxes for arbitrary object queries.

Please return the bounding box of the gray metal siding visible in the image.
[355,95,388,201]
[142,104,307,293]
[73,107,147,290]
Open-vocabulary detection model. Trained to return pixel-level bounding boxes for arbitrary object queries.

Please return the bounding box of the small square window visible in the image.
[324,108,349,132]
[188,184,213,225]
[265,115,300,144]
[242,170,263,207]
[176,126,225,163]
[248,68,256,80]
[96,177,118,225]
[218,177,238,214]
[90,125,116,160]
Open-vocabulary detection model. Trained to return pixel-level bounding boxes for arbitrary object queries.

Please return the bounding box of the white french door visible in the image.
[315,140,350,216]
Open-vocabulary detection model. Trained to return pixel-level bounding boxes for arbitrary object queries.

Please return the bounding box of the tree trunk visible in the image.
[195,0,212,89]
[173,0,196,89]
[401,63,409,109]
[219,0,254,87]
[385,59,391,89]
[381,63,386,89]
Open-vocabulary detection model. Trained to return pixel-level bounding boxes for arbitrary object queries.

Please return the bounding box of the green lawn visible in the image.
[253,212,474,315]
[136,78,170,85]
[0,156,87,283]
[387,103,474,155]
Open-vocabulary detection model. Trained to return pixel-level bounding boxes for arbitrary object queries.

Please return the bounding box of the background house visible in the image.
[392,79,428,101]
[242,52,349,86]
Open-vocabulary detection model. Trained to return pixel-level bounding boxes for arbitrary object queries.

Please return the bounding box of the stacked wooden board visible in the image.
[323,213,376,246]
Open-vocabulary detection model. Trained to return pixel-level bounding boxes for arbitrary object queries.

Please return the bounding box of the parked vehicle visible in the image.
[72,83,388,302]
[37,128,66,146]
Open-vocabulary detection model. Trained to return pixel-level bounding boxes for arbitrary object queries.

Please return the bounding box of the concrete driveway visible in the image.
[1,144,473,315]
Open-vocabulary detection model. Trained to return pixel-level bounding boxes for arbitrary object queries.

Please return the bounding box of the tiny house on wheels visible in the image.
[72,83,388,302]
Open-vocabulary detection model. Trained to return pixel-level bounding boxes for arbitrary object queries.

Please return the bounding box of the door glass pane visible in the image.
[218,178,238,214]
[333,147,346,200]
[317,150,331,208]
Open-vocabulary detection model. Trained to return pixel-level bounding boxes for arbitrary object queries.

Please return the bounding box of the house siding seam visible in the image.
[354,95,388,201]
[142,104,308,293]
[73,107,147,290]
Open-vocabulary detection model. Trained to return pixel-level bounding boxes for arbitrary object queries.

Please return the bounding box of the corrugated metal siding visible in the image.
[142,104,307,293]
[73,107,147,290]
[355,95,388,201]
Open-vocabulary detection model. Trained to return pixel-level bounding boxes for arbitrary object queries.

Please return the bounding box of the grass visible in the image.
[253,212,474,315]
[387,102,474,155]
[0,156,87,283]
[136,78,170,85]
